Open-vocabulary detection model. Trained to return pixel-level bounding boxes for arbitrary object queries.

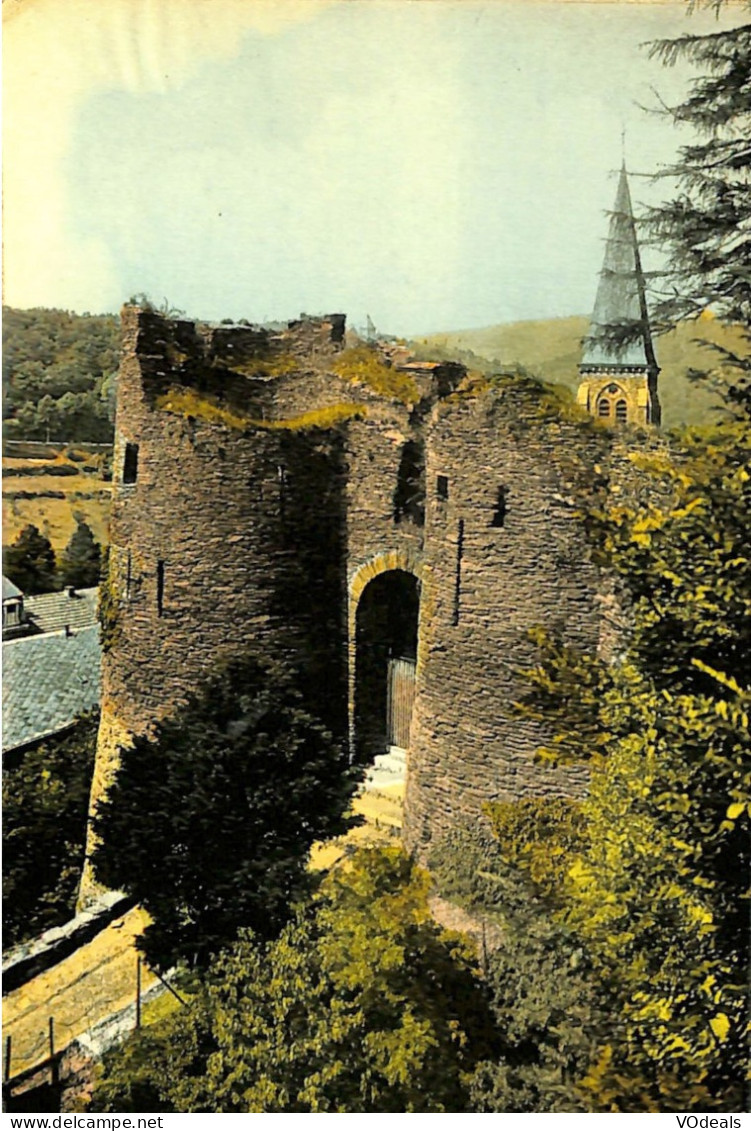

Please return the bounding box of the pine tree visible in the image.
[59,518,102,589]
[4,523,57,594]
[643,6,751,411]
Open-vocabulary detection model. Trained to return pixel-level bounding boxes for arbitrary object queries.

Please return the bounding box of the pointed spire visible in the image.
[580,165,658,374]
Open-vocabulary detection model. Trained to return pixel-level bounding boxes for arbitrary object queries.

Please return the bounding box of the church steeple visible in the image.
[577,165,660,427]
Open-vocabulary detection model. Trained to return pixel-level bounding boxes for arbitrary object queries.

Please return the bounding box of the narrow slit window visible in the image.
[393,441,425,526]
[156,560,165,617]
[491,486,508,528]
[123,443,139,484]
[278,465,288,517]
[615,399,628,423]
[126,550,132,600]
[436,475,449,501]
[452,518,464,626]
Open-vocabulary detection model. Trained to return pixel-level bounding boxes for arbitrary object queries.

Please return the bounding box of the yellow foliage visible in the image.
[155,389,253,431]
[256,403,367,432]
[220,351,298,379]
[155,388,366,433]
[332,346,419,405]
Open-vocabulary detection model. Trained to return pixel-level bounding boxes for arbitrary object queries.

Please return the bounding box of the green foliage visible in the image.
[428,823,604,1113]
[3,307,118,441]
[91,1006,207,1113]
[617,17,751,417]
[97,546,121,653]
[91,846,496,1113]
[2,714,98,946]
[59,518,102,589]
[512,417,750,1110]
[91,655,363,971]
[4,523,58,594]
[428,821,532,923]
[333,345,419,405]
[589,426,751,695]
[469,917,604,1113]
[483,796,588,906]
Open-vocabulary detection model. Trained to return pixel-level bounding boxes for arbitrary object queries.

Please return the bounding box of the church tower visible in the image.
[577,165,660,427]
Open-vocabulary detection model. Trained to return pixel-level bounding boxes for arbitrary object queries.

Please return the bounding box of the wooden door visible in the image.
[387,657,416,750]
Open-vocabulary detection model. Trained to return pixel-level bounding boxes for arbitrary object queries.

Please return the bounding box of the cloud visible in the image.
[3,0,331,308]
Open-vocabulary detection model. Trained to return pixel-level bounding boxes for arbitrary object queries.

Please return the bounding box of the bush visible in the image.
[92,655,363,970]
[3,714,98,946]
[4,523,58,594]
[91,846,497,1113]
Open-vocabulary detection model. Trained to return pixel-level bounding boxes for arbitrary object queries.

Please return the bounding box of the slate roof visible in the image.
[3,576,23,602]
[581,166,658,373]
[24,587,99,635]
[2,625,101,753]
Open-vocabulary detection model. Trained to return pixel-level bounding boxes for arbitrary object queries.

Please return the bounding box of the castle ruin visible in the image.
[81,169,658,903]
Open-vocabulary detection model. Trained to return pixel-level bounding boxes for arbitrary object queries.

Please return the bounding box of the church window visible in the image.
[123,443,139,484]
[597,398,611,417]
[436,475,449,501]
[615,399,628,423]
[491,486,508,528]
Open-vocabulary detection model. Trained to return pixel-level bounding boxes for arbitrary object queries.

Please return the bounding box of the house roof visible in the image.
[2,625,101,752]
[3,576,23,602]
[580,166,658,373]
[24,587,99,635]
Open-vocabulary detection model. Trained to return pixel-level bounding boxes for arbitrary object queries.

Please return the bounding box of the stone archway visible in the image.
[347,549,422,762]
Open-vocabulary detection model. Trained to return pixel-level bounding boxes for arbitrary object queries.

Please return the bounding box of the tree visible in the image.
[4,523,57,593]
[427,822,605,1114]
[510,420,750,1111]
[59,518,102,589]
[90,846,497,1113]
[3,714,98,946]
[2,306,119,441]
[641,8,751,411]
[91,655,363,971]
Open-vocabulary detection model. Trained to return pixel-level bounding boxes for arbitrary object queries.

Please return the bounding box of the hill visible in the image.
[415,313,742,429]
[3,307,119,443]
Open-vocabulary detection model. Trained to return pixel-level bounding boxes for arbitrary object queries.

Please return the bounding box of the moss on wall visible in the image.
[155,388,367,432]
[333,346,419,406]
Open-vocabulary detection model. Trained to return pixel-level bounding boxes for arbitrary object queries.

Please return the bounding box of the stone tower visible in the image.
[577,165,660,427]
[79,305,612,905]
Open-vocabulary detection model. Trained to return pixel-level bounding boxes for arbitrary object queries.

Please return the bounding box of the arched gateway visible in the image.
[80,305,623,905]
[347,550,422,766]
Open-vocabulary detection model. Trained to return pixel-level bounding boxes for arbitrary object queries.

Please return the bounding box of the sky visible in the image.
[3,0,745,336]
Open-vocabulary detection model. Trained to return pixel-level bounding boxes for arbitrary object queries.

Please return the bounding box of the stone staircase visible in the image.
[364,746,406,791]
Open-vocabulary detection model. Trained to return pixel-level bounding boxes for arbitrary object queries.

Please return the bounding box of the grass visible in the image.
[2,456,112,551]
[156,388,367,432]
[221,351,299,379]
[417,313,743,429]
[332,346,419,405]
[309,781,404,872]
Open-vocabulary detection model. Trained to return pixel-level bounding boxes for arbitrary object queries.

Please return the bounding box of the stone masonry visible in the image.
[81,305,617,903]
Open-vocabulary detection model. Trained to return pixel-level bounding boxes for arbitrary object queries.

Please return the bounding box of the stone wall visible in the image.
[84,307,626,900]
[404,387,603,849]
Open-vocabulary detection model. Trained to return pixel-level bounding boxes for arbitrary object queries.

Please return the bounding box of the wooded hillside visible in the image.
[3,307,119,443]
